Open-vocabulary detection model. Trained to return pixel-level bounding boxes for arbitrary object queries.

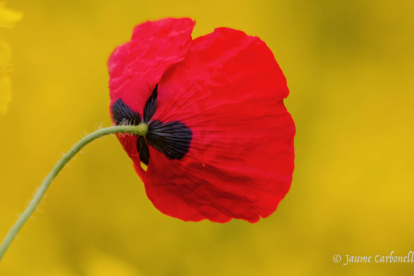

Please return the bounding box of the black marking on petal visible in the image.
[146,120,192,160]
[143,84,158,123]
[137,136,150,165]
[112,99,141,125]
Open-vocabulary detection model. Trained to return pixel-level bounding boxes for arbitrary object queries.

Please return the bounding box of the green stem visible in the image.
[0,124,148,261]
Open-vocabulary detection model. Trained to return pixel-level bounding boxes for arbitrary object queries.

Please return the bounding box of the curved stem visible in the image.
[0,124,148,261]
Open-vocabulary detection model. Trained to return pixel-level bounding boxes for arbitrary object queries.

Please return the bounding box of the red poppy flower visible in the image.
[108,18,295,223]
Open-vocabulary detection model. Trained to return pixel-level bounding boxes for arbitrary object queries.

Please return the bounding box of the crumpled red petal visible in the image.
[132,27,295,223]
[108,18,195,119]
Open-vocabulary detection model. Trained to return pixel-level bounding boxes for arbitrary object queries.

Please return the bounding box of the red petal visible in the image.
[108,18,195,116]
[139,28,295,223]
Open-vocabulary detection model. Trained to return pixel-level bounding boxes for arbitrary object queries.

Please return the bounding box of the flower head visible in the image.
[108,18,295,223]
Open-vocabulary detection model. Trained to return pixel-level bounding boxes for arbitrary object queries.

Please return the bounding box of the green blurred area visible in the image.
[1,0,414,275]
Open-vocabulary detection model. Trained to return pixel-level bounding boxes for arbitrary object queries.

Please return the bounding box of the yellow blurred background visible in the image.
[1,0,414,275]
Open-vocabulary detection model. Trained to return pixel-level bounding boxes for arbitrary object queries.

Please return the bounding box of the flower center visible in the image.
[111,85,192,168]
